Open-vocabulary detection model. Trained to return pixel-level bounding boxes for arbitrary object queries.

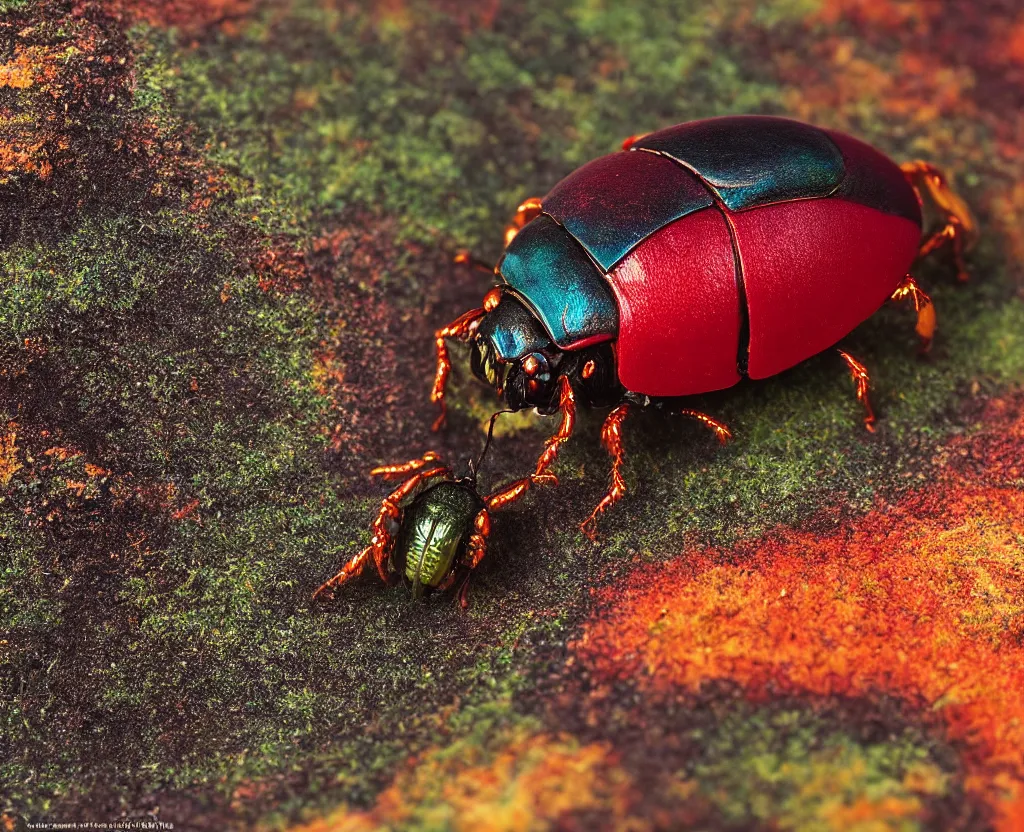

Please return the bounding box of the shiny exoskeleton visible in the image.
[431,116,977,536]
[313,426,551,606]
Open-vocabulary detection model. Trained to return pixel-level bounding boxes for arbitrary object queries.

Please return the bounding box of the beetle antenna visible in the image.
[469,410,511,482]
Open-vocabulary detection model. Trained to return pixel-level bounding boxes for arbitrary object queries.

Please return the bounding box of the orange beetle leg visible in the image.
[838,350,876,433]
[503,197,543,247]
[901,160,977,283]
[533,376,577,481]
[453,250,497,275]
[678,409,732,444]
[457,509,492,610]
[890,273,936,352]
[312,545,372,601]
[581,403,631,540]
[370,451,441,480]
[620,133,650,151]
[431,307,486,431]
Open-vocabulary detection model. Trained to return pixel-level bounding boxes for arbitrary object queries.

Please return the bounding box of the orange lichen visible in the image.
[0,53,37,89]
[294,730,654,832]
[0,423,23,486]
[815,0,938,28]
[575,399,1024,830]
[1008,18,1024,66]
[253,240,308,294]
[774,0,1024,290]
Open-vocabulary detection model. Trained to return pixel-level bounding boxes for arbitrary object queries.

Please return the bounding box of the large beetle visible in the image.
[430,116,976,534]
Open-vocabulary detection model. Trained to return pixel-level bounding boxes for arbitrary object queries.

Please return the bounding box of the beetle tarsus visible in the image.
[453,250,496,275]
[486,475,550,511]
[370,451,441,479]
[581,403,631,540]
[679,409,732,444]
[901,160,977,283]
[838,350,876,433]
[890,274,935,352]
[503,196,543,247]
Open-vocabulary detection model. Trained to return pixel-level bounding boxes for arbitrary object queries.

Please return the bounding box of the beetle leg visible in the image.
[533,376,577,481]
[678,409,732,444]
[503,197,543,247]
[465,509,491,570]
[890,273,935,352]
[312,545,372,601]
[431,307,486,431]
[453,250,497,275]
[370,451,441,480]
[451,509,493,610]
[485,471,556,512]
[838,350,876,433]
[581,403,631,540]
[620,133,650,151]
[901,161,977,283]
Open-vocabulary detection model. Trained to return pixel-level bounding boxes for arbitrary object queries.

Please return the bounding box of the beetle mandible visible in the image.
[430,116,978,537]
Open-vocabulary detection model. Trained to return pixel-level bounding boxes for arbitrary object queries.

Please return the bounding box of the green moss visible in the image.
[141,0,811,254]
[692,706,950,831]
[1,0,1022,827]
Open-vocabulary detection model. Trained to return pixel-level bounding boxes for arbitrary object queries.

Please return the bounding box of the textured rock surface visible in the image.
[1,1,1023,829]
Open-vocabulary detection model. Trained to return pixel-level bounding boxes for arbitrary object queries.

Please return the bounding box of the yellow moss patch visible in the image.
[293,730,650,832]
[0,423,23,486]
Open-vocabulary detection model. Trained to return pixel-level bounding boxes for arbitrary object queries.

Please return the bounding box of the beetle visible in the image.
[313,416,550,606]
[429,115,977,536]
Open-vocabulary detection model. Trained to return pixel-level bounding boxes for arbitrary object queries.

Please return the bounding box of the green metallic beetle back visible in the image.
[393,481,483,597]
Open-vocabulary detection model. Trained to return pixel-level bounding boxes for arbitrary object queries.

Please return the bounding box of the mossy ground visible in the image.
[1,1,1023,829]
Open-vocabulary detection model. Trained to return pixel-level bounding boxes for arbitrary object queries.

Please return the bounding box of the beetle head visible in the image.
[470,292,562,412]
[470,290,624,413]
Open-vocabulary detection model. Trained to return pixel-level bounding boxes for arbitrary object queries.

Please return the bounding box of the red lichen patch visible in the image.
[574,397,1024,830]
[98,0,256,34]
[815,0,938,28]
[0,1,151,239]
[6,425,204,546]
[293,729,669,832]
[1008,17,1024,66]
[253,238,308,294]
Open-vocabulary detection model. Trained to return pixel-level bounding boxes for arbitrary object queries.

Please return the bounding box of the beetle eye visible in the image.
[522,352,548,377]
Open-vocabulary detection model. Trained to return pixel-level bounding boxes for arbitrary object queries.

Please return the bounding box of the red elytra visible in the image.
[608,207,741,397]
[608,195,921,396]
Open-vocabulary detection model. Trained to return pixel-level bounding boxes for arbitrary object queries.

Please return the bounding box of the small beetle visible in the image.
[430,116,977,535]
[313,417,550,606]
